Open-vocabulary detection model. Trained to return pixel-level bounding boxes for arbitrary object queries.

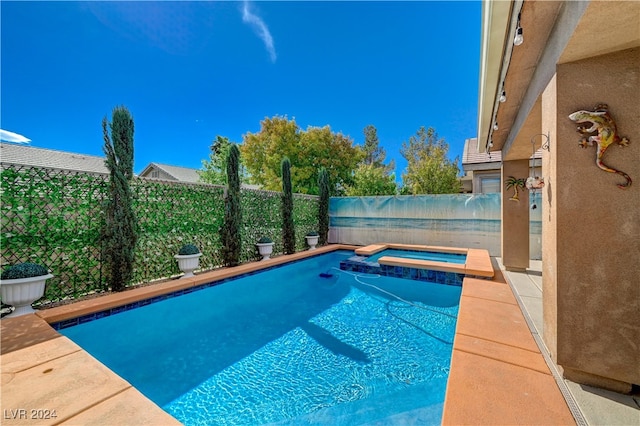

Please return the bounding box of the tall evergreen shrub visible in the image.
[281,157,295,254]
[222,144,242,266]
[318,167,330,245]
[101,106,137,291]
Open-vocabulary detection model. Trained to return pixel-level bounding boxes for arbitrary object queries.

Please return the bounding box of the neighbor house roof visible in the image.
[139,162,201,183]
[0,142,109,174]
[462,137,541,172]
[462,138,502,171]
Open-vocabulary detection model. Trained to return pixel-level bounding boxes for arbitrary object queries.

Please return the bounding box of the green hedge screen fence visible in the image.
[0,164,319,306]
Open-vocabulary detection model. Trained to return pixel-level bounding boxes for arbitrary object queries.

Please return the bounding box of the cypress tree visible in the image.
[318,167,330,246]
[101,106,137,291]
[222,144,242,266]
[281,157,295,254]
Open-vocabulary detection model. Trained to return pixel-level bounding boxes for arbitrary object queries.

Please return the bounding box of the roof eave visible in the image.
[477,0,515,155]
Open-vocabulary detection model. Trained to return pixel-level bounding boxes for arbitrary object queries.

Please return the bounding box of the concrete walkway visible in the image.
[498,259,640,426]
[442,263,574,425]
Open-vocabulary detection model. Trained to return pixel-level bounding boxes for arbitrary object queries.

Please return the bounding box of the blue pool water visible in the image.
[366,249,466,264]
[60,251,461,425]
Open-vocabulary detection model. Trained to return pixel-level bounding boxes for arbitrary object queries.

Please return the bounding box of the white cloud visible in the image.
[0,129,31,144]
[242,1,276,63]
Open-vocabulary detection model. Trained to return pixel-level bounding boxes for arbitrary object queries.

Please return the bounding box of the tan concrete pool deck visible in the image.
[1,244,575,425]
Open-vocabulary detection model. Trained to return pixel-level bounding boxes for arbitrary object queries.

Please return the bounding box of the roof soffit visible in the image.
[490,1,563,156]
[503,97,542,161]
[487,1,638,162]
[559,1,640,64]
[477,0,514,155]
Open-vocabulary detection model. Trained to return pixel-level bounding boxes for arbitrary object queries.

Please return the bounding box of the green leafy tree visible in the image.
[281,157,295,254]
[298,126,363,195]
[318,167,330,245]
[200,136,248,185]
[221,145,242,266]
[346,164,397,196]
[241,116,362,195]
[400,126,461,194]
[101,106,137,291]
[242,116,300,190]
[345,125,396,196]
[200,136,232,185]
[362,125,394,171]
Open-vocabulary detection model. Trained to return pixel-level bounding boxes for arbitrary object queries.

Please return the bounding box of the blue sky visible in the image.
[1,1,481,183]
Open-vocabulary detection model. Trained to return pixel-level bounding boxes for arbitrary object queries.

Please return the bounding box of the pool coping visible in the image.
[0,244,573,425]
[355,243,494,278]
[36,244,358,325]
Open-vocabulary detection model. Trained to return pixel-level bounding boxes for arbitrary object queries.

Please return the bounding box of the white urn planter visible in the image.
[175,253,202,278]
[305,235,319,250]
[1,273,53,317]
[256,243,274,261]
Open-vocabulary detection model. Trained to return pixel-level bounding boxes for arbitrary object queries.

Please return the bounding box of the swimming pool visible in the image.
[366,249,466,264]
[59,250,461,425]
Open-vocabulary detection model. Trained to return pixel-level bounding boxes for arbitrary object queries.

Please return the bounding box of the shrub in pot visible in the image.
[178,244,200,256]
[305,231,319,250]
[0,262,53,317]
[256,236,274,261]
[175,244,202,278]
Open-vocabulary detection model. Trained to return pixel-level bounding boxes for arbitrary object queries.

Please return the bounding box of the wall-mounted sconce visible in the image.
[526,133,550,209]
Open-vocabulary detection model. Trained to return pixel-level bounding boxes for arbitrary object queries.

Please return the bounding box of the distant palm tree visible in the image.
[505,176,526,202]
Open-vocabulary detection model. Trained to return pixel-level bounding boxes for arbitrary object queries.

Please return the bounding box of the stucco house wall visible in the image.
[543,47,639,391]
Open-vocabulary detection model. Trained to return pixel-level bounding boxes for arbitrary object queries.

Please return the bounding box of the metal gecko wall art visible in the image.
[568,103,632,189]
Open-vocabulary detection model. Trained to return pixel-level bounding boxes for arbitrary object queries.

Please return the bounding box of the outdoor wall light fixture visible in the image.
[485,140,494,157]
[514,13,523,46]
[526,133,549,209]
[514,26,524,46]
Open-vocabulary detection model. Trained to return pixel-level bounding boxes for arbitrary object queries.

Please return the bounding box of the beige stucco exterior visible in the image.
[544,47,640,391]
[501,160,529,271]
[479,0,640,392]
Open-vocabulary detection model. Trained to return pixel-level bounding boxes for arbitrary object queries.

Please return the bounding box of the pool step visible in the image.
[339,256,464,286]
[341,245,495,284]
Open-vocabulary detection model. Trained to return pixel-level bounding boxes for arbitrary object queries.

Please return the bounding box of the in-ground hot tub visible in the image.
[340,243,494,285]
